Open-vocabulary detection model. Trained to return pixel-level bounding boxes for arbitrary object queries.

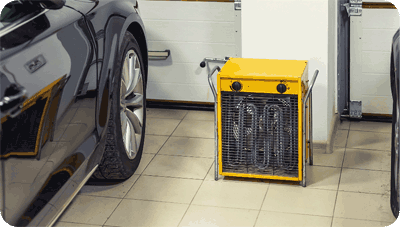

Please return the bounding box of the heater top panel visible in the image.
[219,58,308,80]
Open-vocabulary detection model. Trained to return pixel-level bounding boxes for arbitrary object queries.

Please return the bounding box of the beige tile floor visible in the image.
[55,108,398,227]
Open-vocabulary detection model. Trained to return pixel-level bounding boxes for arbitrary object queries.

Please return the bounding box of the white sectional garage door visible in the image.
[140,1,236,103]
[350,0,399,115]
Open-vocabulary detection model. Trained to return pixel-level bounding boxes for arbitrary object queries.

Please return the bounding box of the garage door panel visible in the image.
[144,20,235,43]
[361,95,392,114]
[361,51,390,74]
[350,5,398,115]
[148,63,209,85]
[362,9,399,29]
[140,1,234,22]
[359,74,392,96]
[362,29,396,51]
[147,41,235,64]
[147,83,213,102]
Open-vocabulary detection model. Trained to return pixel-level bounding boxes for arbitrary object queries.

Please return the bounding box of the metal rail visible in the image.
[301,69,319,187]
[200,57,230,181]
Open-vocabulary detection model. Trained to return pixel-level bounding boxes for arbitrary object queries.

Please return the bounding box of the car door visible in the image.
[0,1,98,226]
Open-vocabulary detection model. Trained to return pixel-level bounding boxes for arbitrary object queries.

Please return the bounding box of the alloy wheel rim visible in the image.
[120,49,144,160]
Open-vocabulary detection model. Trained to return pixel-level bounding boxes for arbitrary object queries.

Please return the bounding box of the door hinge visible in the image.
[234,0,241,11]
[342,0,362,17]
[349,101,362,118]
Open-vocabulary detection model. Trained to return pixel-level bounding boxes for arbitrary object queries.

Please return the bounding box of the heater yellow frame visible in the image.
[216,58,310,182]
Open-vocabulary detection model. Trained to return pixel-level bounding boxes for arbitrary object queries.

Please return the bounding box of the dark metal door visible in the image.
[337,0,350,116]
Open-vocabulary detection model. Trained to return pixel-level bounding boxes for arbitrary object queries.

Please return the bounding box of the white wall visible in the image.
[140,1,236,102]
[241,0,332,143]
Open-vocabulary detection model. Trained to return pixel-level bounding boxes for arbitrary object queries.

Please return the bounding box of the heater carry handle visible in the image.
[303,69,319,105]
[200,57,230,68]
[200,57,230,102]
[208,66,221,101]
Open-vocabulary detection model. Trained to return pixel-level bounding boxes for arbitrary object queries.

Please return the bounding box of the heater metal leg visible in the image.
[309,93,313,166]
[302,104,307,187]
[215,157,218,181]
[302,152,306,187]
[214,91,219,181]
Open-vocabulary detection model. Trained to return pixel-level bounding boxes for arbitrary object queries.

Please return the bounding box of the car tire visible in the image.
[391,99,399,218]
[92,31,146,180]
[390,49,399,218]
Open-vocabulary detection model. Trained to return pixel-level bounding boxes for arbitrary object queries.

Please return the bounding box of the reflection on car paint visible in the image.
[1,75,68,159]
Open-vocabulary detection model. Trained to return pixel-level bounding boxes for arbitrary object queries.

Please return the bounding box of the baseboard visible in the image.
[147,100,214,111]
[312,142,327,151]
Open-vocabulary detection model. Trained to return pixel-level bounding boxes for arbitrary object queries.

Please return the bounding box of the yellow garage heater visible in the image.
[200,57,319,187]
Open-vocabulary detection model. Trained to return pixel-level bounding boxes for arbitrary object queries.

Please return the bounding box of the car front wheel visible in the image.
[93,31,146,180]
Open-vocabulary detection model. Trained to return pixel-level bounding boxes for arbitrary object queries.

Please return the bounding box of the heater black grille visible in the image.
[220,91,299,178]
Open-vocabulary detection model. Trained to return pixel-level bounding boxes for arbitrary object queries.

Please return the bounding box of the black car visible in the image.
[0,0,148,226]
[391,28,400,219]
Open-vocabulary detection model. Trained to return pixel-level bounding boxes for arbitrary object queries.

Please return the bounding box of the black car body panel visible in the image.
[0,0,147,226]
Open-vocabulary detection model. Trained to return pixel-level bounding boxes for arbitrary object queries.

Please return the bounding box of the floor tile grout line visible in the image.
[203,161,215,181]
[341,146,392,152]
[153,153,214,159]
[131,174,207,181]
[331,216,395,224]
[55,220,102,226]
[146,132,214,139]
[140,117,185,175]
[147,117,215,122]
[330,145,347,227]
[335,190,391,196]
[265,184,340,192]
[345,147,391,152]
[146,133,214,139]
[252,209,335,219]
[340,166,391,173]
[114,197,194,205]
[156,135,215,140]
[176,163,211,227]
[348,129,392,133]
[253,184,270,227]
[150,126,173,156]
[185,203,261,212]
[97,197,124,227]
[344,127,350,148]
